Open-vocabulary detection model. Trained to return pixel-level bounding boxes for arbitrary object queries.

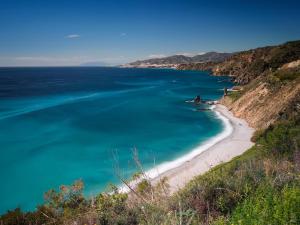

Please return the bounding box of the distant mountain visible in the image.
[191,52,232,63]
[123,52,232,68]
[127,55,192,66]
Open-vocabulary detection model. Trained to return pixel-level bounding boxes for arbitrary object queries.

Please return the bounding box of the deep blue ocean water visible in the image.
[0,67,232,214]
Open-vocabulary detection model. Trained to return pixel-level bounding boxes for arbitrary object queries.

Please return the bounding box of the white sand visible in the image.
[151,104,255,194]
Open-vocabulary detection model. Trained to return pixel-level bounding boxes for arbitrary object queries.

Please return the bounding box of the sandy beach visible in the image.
[151,104,255,194]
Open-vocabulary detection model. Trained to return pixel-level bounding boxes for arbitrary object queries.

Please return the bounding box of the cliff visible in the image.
[178,41,300,129]
[221,66,300,129]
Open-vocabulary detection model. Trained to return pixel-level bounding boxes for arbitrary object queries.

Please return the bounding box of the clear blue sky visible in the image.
[0,0,300,66]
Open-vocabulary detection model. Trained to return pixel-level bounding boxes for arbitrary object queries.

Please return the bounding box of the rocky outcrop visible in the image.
[221,77,300,129]
[280,59,300,70]
[220,60,300,129]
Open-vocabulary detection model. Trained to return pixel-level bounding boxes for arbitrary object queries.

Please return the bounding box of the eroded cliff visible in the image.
[221,62,300,129]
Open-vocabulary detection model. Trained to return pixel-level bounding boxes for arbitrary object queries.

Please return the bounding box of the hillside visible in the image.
[123,52,232,68]
[177,41,300,130]
[211,41,300,129]
[213,40,300,84]
[177,61,219,71]
[221,64,300,129]
[178,40,300,84]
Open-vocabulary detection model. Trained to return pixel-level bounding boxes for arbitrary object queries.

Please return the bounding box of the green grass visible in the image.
[227,91,242,101]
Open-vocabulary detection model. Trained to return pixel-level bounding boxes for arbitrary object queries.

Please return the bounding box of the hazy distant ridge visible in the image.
[124,52,232,67]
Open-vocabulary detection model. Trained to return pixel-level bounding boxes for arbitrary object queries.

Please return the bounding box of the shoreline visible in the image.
[150,104,255,194]
[121,104,255,194]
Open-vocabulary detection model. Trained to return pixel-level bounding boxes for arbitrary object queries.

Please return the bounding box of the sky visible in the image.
[0,0,300,66]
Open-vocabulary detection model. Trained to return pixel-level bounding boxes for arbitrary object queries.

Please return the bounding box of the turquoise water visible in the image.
[0,67,232,213]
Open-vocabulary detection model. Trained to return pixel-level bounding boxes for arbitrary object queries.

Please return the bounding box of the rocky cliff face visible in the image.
[221,61,300,129]
[221,78,300,129]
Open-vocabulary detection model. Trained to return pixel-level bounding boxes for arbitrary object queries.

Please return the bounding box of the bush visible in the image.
[259,120,300,156]
[228,185,300,225]
[251,129,265,142]
[274,69,300,82]
[95,192,138,225]
[227,91,242,101]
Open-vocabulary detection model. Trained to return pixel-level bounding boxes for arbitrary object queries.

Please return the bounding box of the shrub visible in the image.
[95,192,138,225]
[258,120,300,156]
[251,129,265,142]
[228,185,300,225]
[227,91,242,101]
[274,69,300,82]
[136,179,151,195]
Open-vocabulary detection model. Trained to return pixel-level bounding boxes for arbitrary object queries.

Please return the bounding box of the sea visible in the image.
[0,67,232,213]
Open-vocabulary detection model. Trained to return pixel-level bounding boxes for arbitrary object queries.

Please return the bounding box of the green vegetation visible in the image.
[268,40,300,70]
[174,116,300,224]
[226,185,300,225]
[226,91,242,101]
[274,68,300,82]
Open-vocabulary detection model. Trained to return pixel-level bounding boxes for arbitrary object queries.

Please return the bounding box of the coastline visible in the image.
[149,104,255,194]
[121,104,255,194]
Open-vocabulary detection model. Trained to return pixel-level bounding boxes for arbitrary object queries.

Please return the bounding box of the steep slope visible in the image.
[217,41,300,129]
[221,66,300,129]
[213,40,300,84]
[178,40,300,84]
